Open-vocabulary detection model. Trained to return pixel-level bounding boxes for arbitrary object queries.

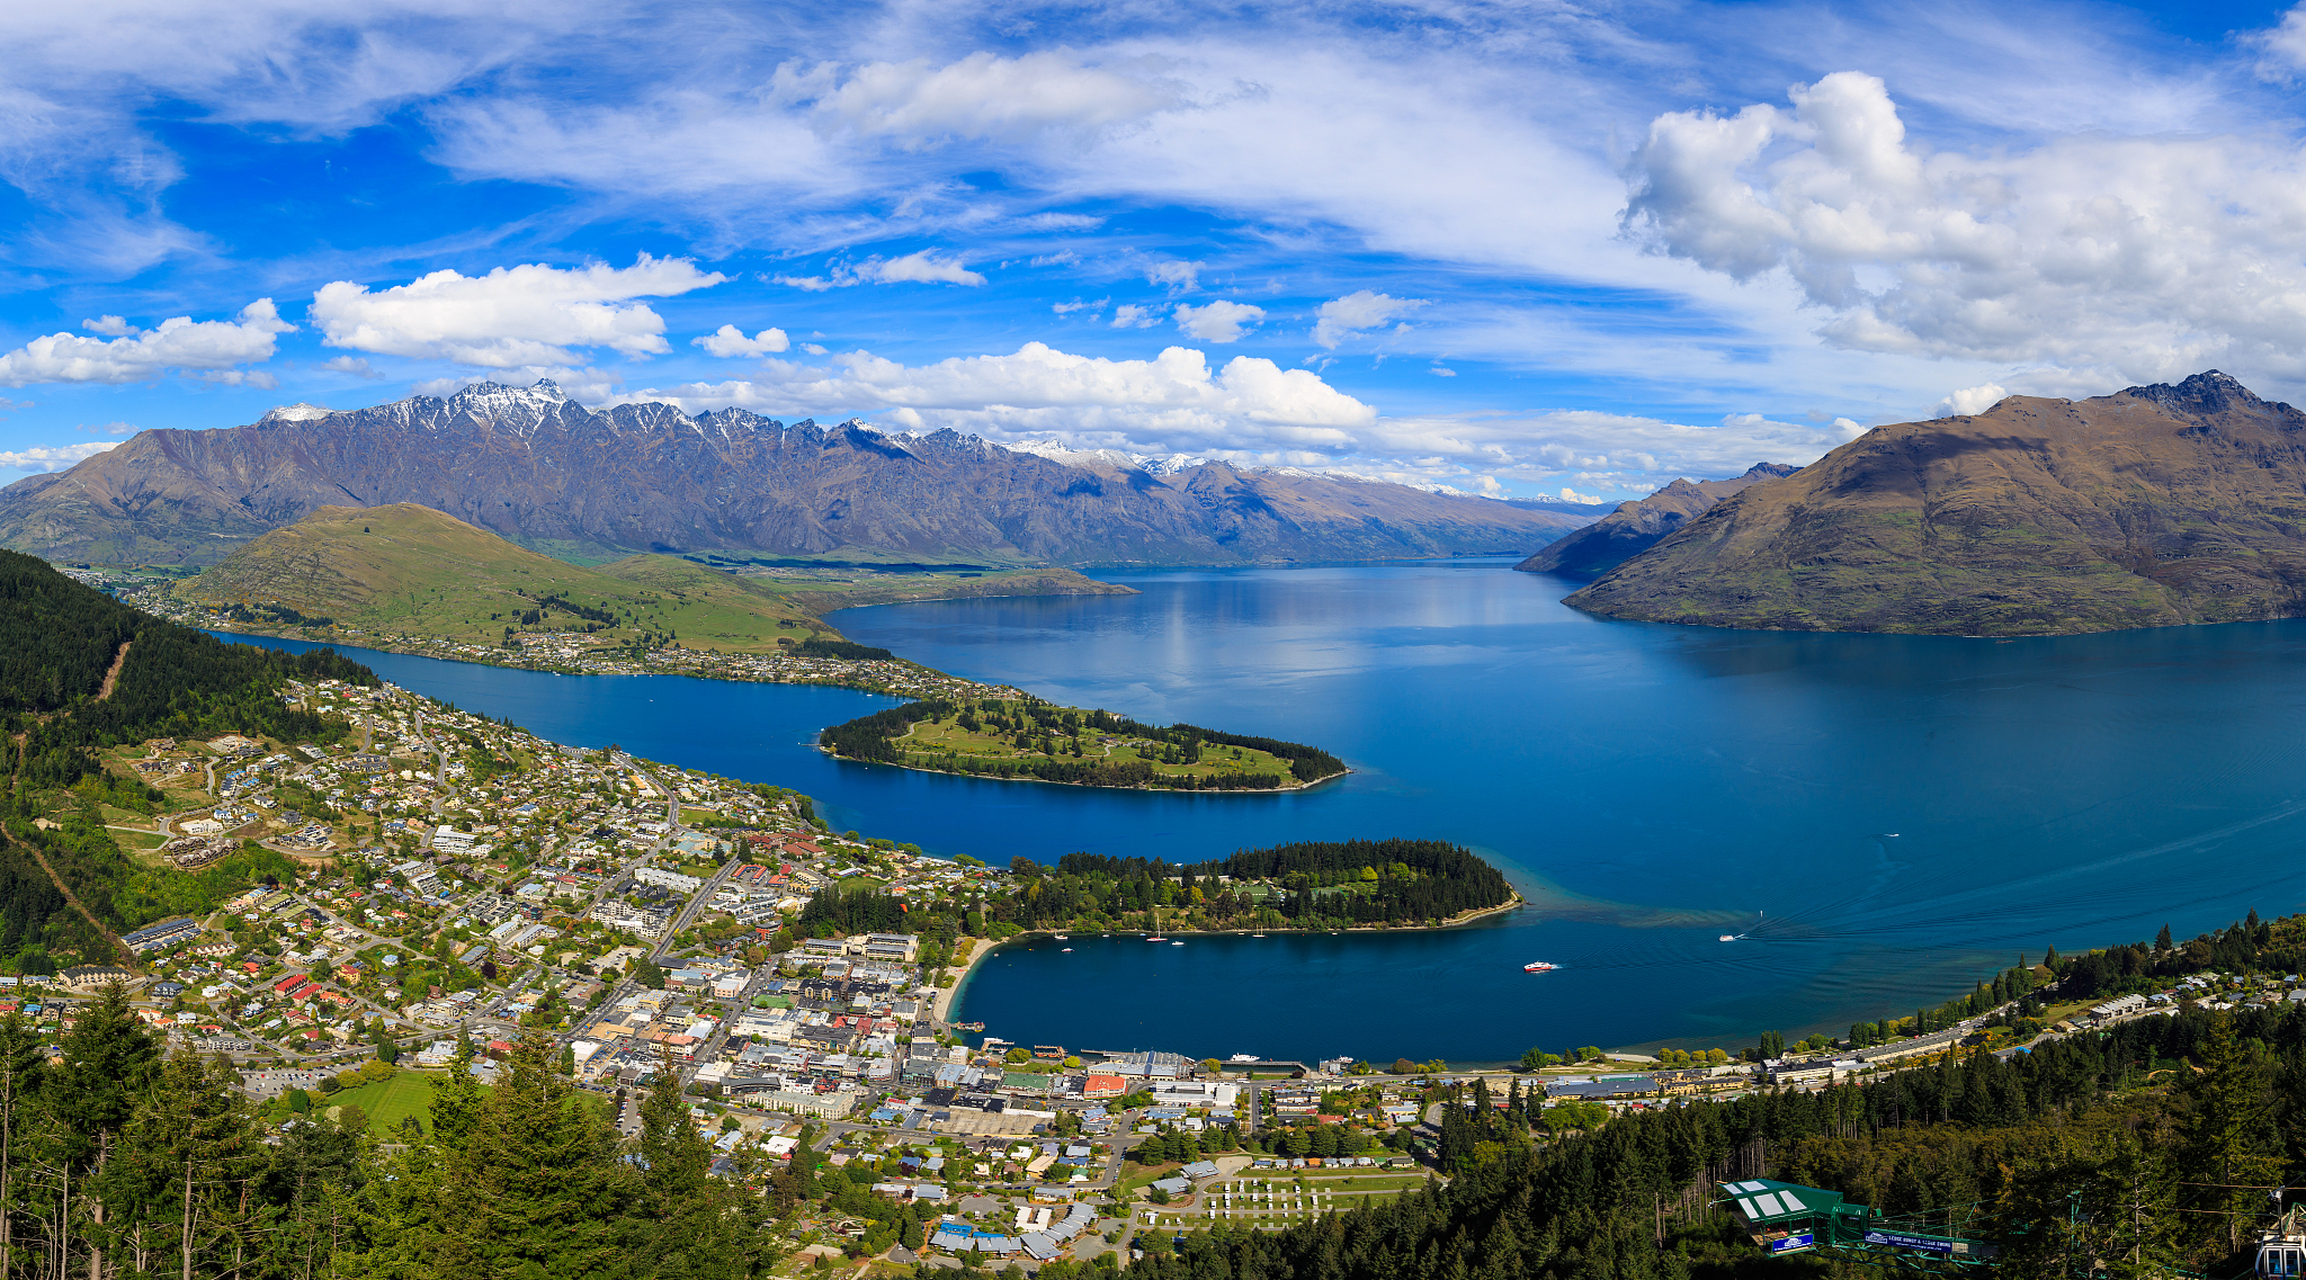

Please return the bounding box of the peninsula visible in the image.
[816,694,1349,791]
[1006,840,1522,933]
[95,502,1130,700]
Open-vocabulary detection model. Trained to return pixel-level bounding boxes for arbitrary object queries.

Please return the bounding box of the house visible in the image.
[62,965,143,991]
[1082,1074,1128,1099]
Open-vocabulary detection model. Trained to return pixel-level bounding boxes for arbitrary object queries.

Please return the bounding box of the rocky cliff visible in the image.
[1514,463,1798,576]
[1564,372,2306,635]
[0,381,1584,567]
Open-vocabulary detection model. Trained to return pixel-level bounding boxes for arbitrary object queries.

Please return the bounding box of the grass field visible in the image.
[311,1070,611,1136]
[323,1070,440,1134]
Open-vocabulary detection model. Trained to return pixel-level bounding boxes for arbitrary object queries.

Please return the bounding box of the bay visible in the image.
[219,557,2306,1064]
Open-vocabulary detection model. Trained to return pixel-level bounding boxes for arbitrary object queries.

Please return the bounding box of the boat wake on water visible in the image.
[1524,807,2306,982]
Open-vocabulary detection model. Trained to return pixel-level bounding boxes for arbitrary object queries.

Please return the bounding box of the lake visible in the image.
[222,558,2306,1064]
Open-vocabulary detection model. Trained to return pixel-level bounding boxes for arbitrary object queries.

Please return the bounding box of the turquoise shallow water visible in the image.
[226,558,2306,1062]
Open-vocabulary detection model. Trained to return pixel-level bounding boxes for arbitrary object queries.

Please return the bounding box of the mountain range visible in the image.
[1514,462,1798,576]
[1566,371,2306,635]
[0,381,1585,567]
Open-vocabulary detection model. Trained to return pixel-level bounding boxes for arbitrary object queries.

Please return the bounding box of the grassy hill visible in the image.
[174,504,841,654]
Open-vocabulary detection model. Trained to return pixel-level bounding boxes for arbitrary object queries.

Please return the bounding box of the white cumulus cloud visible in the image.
[1313,291,1428,348]
[1111,304,1160,329]
[0,300,292,387]
[695,325,791,357]
[1174,300,1265,343]
[1623,70,2306,383]
[612,341,1376,456]
[863,251,985,286]
[0,442,118,473]
[1936,383,2008,417]
[309,254,725,368]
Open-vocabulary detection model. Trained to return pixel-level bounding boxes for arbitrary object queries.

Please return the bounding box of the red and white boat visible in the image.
[1523,961,1559,973]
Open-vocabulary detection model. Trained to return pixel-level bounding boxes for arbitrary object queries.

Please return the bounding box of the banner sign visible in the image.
[1864,1230,1955,1254]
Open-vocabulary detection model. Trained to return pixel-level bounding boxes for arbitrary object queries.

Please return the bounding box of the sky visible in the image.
[5,0,2306,502]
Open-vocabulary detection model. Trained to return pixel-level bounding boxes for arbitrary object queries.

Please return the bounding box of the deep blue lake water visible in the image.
[223,558,2306,1064]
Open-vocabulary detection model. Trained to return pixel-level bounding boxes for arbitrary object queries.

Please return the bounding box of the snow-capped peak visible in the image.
[444,379,576,435]
[1131,452,1208,476]
[1000,438,1209,475]
[260,402,337,423]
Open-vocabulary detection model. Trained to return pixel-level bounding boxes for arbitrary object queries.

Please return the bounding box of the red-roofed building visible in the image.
[1083,1074,1128,1099]
[273,973,309,995]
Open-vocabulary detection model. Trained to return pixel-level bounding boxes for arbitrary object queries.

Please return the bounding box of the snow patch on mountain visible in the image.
[260,403,338,423]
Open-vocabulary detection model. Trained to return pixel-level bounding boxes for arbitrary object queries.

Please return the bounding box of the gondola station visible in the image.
[1726,1179,1999,1266]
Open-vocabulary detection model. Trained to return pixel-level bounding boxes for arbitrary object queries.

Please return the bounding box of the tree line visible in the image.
[1101,1002,2306,1280]
[992,839,1514,931]
[0,987,782,1280]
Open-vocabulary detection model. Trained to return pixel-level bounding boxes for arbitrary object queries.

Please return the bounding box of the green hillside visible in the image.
[0,548,373,971]
[173,504,840,654]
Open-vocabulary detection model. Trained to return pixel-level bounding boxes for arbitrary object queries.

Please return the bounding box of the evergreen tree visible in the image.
[54,983,162,1280]
[2181,1013,2279,1254]
[427,1032,635,1279]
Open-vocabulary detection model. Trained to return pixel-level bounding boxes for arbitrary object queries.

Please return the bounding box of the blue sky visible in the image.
[4,0,2305,501]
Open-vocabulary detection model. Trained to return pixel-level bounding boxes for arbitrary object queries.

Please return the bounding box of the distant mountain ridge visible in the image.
[0,380,1585,567]
[1514,462,1799,576]
[1565,371,2306,635]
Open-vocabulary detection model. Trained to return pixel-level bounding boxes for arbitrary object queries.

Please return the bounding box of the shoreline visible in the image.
[943,894,1525,1030]
[934,935,994,1024]
[1030,893,1525,940]
[184,621,1013,702]
[817,747,1351,795]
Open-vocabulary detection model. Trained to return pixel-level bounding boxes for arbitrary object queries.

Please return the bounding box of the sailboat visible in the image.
[1146,908,1167,943]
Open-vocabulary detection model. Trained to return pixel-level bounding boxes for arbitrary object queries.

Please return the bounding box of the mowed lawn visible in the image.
[325,1071,440,1134]
[321,1070,611,1135]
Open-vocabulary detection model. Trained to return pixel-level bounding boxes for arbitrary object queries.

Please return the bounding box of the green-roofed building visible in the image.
[1721,1178,1996,1263]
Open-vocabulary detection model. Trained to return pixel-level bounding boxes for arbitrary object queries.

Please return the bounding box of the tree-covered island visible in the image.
[817,694,1348,791]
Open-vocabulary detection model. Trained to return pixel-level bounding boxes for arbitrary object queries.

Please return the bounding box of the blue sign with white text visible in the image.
[1865,1230,1955,1254]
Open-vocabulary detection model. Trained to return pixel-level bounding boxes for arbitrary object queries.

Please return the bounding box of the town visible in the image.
[6,664,2281,1271]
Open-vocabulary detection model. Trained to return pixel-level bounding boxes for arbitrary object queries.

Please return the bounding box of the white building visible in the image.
[635,866,704,894]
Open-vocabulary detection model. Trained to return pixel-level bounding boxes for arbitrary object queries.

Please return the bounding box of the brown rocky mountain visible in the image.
[1514,462,1798,576]
[0,380,1585,567]
[1565,371,2306,635]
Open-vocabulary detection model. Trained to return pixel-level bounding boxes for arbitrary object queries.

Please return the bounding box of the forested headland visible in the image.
[0,549,374,971]
[818,693,1347,791]
[915,838,1515,937]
